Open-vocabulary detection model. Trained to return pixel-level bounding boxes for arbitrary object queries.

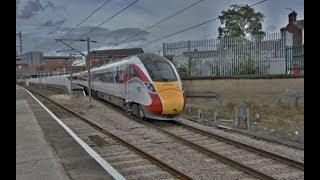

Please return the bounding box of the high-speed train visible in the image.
[71,53,186,120]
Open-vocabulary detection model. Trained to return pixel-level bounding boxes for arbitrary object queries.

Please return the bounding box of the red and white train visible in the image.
[27,53,186,120]
[71,53,186,120]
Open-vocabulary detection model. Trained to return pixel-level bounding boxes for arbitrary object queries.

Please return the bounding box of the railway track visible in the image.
[25,87,191,180]
[148,121,304,179]
[181,116,304,150]
[116,114,304,179]
[26,85,304,179]
[88,92,304,179]
[158,121,304,170]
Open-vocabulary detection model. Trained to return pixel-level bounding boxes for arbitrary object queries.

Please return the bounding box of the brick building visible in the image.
[280,11,304,46]
[88,48,143,67]
[16,52,44,76]
[42,56,73,71]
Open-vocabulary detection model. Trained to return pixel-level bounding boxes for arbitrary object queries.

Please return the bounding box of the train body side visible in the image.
[28,53,185,120]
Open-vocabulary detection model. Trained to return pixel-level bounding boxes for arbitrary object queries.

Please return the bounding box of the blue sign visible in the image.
[137,87,141,93]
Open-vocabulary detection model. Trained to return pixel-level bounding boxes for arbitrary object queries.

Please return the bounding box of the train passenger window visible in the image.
[79,75,87,81]
[145,62,177,82]
[99,72,114,83]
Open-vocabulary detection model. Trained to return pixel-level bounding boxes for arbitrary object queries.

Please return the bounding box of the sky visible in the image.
[16,0,304,56]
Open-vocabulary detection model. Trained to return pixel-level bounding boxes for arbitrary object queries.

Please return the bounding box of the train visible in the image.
[29,53,186,120]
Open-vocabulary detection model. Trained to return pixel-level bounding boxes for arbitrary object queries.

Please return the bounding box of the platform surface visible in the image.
[16,86,70,180]
[16,86,115,180]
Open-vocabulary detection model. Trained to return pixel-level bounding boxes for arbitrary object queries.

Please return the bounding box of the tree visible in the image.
[218,4,265,38]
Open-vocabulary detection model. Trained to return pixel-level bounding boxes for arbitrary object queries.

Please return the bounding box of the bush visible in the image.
[235,56,263,75]
[177,66,188,76]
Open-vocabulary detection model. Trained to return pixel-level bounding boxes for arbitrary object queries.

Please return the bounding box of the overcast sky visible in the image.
[16,0,304,56]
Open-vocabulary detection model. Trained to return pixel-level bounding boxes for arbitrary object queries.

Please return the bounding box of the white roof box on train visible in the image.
[72,60,86,66]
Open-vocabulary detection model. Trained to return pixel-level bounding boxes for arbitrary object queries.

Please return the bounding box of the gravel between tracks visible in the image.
[47,92,303,179]
[177,119,304,163]
[49,94,253,179]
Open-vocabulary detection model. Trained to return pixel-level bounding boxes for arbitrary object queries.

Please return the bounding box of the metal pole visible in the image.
[19,31,22,55]
[285,46,288,74]
[187,40,192,76]
[162,43,166,56]
[87,37,91,103]
[69,68,73,96]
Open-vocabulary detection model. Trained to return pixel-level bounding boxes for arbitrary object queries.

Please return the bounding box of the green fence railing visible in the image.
[285,45,304,75]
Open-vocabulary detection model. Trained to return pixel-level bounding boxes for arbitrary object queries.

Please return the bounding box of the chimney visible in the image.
[288,10,297,24]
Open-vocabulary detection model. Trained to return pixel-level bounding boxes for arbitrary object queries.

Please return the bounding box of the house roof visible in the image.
[16,59,29,64]
[90,48,143,57]
[43,56,72,59]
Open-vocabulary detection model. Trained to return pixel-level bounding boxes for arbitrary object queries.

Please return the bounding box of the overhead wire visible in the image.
[46,0,113,53]
[115,0,206,45]
[136,0,269,48]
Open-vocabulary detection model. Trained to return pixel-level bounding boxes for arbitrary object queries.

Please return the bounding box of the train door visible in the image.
[125,65,150,105]
[115,65,129,98]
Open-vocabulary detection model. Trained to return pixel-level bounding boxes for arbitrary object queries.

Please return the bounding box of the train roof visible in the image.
[73,53,170,76]
[75,56,136,76]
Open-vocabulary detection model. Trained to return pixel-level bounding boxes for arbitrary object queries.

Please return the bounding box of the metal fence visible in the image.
[17,69,73,78]
[285,45,304,75]
[16,65,88,78]
[163,33,304,76]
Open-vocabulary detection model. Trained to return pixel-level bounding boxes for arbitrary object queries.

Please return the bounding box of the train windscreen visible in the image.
[145,62,177,82]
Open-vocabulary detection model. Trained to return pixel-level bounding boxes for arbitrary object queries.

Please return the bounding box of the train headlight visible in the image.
[181,82,184,91]
[145,82,156,92]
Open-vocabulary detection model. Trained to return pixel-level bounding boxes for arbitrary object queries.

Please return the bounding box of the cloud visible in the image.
[42,19,66,26]
[20,25,150,55]
[59,26,149,43]
[17,0,67,28]
[17,0,44,19]
[17,0,303,54]
[17,0,66,25]
[42,1,54,9]
[266,24,277,32]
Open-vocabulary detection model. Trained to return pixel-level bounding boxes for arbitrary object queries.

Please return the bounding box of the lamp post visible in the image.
[56,38,118,103]
[86,37,92,103]
[56,38,93,102]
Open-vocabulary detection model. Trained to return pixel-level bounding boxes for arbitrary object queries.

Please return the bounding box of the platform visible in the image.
[16,86,115,180]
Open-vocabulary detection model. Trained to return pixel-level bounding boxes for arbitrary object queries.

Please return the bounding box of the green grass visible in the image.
[184,99,304,135]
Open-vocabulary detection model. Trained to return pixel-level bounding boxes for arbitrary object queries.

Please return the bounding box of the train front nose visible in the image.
[159,89,184,116]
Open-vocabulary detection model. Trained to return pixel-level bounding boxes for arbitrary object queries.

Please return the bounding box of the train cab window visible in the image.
[130,67,139,78]
[145,62,177,82]
[116,69,127,83]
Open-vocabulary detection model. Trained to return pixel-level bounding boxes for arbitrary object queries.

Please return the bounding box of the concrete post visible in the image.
[197,109,202,121]
[213,111,218,122]
[246,108,250,130]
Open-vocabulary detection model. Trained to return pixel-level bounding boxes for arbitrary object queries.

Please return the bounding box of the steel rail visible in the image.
[170,121,304,170]
[27,88,192,180]
[29,85,303,179]
[86,95,275,180]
